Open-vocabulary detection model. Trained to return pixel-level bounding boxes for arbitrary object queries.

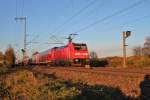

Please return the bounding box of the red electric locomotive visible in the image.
[31,34,89,66]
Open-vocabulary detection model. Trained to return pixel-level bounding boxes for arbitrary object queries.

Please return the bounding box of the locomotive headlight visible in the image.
[75,59,79,62]
[75,53,80,55]
[82,53,88,55]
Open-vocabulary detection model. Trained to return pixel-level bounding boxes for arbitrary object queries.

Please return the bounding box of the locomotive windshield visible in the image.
[73,43,87,50]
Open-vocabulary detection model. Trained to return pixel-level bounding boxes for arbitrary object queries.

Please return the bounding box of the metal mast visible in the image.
[15,17,27,62]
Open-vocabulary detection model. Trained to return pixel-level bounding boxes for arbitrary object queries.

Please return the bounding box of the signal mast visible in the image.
[122,31,131,68]
[15,17,27,64]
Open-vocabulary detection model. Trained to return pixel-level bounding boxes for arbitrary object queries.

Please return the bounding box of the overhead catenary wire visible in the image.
[48,33,64,44]
[75,0,148,33]
[21,0,25,16]
[27,35,39,45]
[122,14,150,26]
[15,0,18,16]
[46,0,99,45]
[15,0,28,60]
[51,0,98,35]
[97,12,150,33]
[59,0,106,34]
[15,0,25,16]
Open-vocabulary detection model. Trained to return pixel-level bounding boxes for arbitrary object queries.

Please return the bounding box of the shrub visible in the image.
[0,64,9,75]
[106,57,122,68]
[4,45,15,67]
[128,56,150,68]
[90,59,108,67]
[0,67,8,74]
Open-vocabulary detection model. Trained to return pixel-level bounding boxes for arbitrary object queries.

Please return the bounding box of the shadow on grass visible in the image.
[0,83,12,100]
[33,72,57,80]
[81,85,129,100]
[49,81,138,100]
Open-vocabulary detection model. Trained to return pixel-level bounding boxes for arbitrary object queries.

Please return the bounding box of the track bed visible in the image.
[28,66,150,97]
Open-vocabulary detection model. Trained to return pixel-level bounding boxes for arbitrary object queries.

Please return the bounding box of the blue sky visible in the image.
[0,0,150,58]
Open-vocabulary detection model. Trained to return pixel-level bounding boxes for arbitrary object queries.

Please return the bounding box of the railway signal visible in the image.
[124,31,131,38]
[122,31,131,68]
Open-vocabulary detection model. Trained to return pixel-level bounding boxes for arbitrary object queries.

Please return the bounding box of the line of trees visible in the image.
[0,45,15,67]
[89,51,108,67]
[133,36,150,57]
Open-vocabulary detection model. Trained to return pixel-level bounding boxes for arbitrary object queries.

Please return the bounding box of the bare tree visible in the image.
[5,45,15,66]
[0,51,4,60]
[143,36,150,56]
[90,51,98,59]
[133,46,142,56]
[0,51,4,65]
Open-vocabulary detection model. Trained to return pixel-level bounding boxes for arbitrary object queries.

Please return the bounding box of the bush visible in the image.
[0,64,9,75]
[104,56,150,68]
[90,59,108,67]
[106,57,122,68]
[0,67,8,75]
[128,56,150,68]
[4,45,15,67]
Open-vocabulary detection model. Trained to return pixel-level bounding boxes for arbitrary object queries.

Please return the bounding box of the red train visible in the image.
[31,40,90,66]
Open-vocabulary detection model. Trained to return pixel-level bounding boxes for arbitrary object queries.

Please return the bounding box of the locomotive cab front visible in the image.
[72,43,89,66]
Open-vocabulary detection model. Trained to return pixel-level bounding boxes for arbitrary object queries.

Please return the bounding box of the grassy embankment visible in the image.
[0,66,135,100]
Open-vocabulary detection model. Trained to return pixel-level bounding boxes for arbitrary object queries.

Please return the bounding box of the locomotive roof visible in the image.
[51,43,87,49]
[72,43,86,45]
[32,51,39,55]
[34,42,87,56]
[39,49,51,55]
[52,45,67,50]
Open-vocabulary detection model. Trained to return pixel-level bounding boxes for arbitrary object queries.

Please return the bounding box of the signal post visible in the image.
[122,31,131,68]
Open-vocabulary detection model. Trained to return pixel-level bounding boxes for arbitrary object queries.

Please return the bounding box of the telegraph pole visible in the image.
[15,17,27,63]
[122,31,131,68]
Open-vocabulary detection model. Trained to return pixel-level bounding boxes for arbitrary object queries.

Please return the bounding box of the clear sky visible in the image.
[0,0,150,58]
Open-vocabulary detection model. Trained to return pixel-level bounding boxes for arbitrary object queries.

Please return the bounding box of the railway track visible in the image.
[49,67,148,77]
[29,66,150,78]
[45,66,150,74]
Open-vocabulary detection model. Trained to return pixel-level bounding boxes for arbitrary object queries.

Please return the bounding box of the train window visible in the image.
[81,45,87,50]
[74,44,87,50]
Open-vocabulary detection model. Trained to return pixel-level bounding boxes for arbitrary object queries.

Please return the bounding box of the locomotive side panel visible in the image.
[52,46,70,65]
